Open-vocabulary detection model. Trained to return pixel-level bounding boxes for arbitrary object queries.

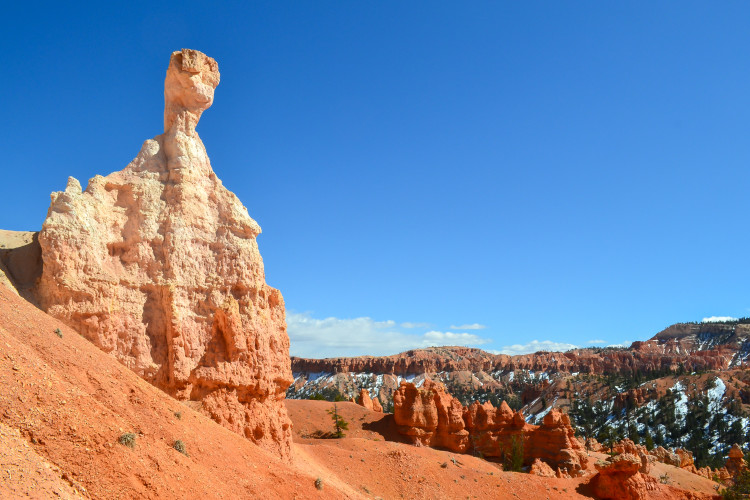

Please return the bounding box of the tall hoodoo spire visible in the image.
[36,49,293,459]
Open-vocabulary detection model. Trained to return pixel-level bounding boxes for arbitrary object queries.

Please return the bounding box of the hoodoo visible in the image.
[36,49,293,459]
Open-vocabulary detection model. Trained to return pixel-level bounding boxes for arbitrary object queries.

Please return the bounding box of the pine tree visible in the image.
[327,404,349,438]
[644,427,654,450]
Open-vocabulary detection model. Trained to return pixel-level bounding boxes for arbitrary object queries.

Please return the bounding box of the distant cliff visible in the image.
[292,320,750,377]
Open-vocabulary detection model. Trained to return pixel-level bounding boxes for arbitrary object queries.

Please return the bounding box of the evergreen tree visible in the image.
[643,427,654,450]
[327,404,349,438]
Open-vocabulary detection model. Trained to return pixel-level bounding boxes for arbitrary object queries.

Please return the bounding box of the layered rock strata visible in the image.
[36,49,293,459]
[393,380,588,473]
[292,340,731,378]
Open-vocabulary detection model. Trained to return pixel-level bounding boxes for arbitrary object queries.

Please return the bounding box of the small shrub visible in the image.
[54,328,62,338]
[119,433,136,449]
[174,411,182,420]
[503,435,524,472]
[659,473,671,484]
[721,468,750,499]
[314,477,323,490]
[173,439,188,456]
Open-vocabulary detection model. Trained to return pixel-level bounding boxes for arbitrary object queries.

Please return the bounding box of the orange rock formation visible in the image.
[591,453,717,500]
[725,443,748,477]
[356,389,383,412]
[35,49,293,459]
[393,380,588,473]
[592,454,658,500]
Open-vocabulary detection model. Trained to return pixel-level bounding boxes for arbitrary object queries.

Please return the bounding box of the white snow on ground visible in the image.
[305,372,332,383]
[533,398,557,424]
[707,377,726,414]
[508,371,514,382]
[396,373,418,384]
[636,400,659,432]
[672,380,688,427]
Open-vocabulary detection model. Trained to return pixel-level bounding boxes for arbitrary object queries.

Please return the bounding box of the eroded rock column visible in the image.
[37,49,293,459]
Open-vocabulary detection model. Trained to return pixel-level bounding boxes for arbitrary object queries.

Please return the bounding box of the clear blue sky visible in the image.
[3,2,750,357]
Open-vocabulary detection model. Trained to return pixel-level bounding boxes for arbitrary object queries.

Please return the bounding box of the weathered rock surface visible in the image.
[590,453,718,500]
[613,388,650,411]
[393,381,588,472]
[0,230,42,302]
[592,454,658,500]
[529,458,556,477]
[651,446,681,467]
[393,380,470,452]
[35,49,293,459]
[356,389,383,412]
[725,443,748,477]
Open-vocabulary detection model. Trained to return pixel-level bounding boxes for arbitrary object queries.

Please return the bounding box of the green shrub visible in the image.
[721,469,750,499]
[118,433,136,449]
[173,439,188,456]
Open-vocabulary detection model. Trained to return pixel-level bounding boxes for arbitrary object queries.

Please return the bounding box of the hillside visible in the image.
[0,280,346,498]
[288,326,750,469]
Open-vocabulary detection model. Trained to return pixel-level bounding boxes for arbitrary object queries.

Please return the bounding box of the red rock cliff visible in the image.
[36,49,293,459]
[292,342,729,378]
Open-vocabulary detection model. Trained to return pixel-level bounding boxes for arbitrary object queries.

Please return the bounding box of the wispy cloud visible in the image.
[606,341,631,348]
[449,323,486,330]
[489,340,578,356]
[702,316,737,323]
[423,331,491,345]
[587,339,606,345]
[286,312,493,358]
[401,322,432,329]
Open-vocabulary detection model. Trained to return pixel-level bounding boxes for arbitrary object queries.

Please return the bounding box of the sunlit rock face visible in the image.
[393,380,589,473]
[36,49,293,459]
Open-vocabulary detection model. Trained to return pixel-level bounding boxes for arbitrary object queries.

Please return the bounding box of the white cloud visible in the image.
[587,339,606,345]
[422,331,491,345]
[401,322,432,329]
[606,341,632,348]
[286,312,493,358]
[702,316,737,323]
[489,340,578,356]
[449,323,486,330]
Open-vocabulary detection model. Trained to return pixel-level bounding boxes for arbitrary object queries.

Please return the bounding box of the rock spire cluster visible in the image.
[393,380,588,473]
[36,49,293,458]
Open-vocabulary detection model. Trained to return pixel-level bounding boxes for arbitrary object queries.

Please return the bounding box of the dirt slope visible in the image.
[286,399,721,499]
[0,282,348,499]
